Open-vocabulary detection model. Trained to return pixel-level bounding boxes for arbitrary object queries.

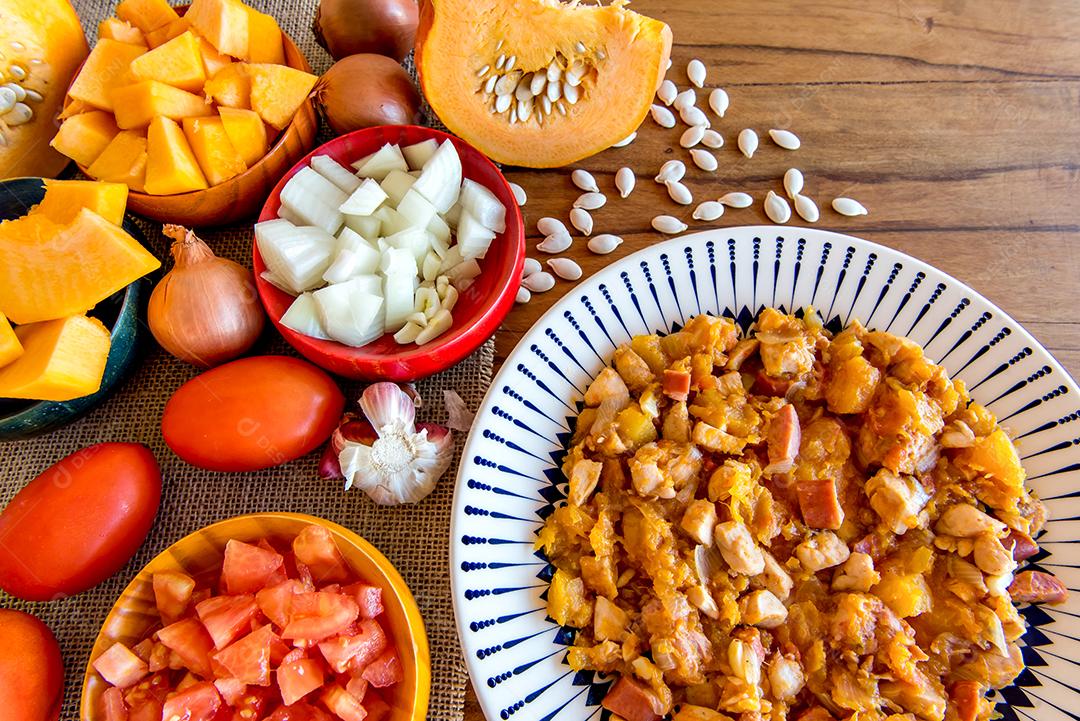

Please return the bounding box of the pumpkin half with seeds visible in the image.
[0,0,89,179]
[415,0,671,168]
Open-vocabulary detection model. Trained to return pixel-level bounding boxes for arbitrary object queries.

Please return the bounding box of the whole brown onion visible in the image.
[314,0,419,62]
[315,54,422,135]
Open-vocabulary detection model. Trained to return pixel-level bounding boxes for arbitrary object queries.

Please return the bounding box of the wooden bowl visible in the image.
[67,16,319,228]
[80,512,431,721]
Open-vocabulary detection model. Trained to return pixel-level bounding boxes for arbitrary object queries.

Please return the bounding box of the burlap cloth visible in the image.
[0,3,480,719]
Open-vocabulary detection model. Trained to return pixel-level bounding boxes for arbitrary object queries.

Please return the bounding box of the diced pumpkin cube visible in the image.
[218,107,266,167]
[111,81,212,130]
[873,573,932,618]
[0,208,160,325]
[116,0,180,33]
[182,117,248,186]
[30,180,129,226]
[129,31,206,91]
[0,312,22,369]
[87,130,149,192]
[248,64,317,130]
[244,7,284,64]
[0,315,111,401]
[204,63,250,109]
[144,18,192,50]
[197,37,232,77]
[59,99,93,120]
[185,0,250,58]
[146,117,209,195]
[98,18,147,46]
[67,39,146,111]
[50,111,120,167]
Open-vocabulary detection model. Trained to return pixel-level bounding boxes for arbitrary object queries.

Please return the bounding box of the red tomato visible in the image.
[318,619,387,674]
[211,624,275,686]
[267,703,334,721]
[361,647,403,688]
[161,356,344,472]
[293,525,350,584]
[195,595,260,650]
[157,618,215,678]
[102,687,128,721]
[0,610,63,721]
[278,657,325,706]
[321,685,367,721]
[221,540,286,594]
[161,681,222,721]
[0,443,161,600]
[282,592,359,641]
[153,571,196,622]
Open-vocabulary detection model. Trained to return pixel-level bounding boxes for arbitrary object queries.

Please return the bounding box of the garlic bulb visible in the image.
[337,383,454,505]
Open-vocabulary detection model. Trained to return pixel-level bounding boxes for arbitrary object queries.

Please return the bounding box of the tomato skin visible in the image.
[0,610,64,721]
[161,356,345,472]
[0,443,161,600]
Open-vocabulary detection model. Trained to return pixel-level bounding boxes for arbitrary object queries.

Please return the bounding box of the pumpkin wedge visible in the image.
[415,0,671,167]
[0,312,22,369]
[0,314,111,401]
[31,179,129,226]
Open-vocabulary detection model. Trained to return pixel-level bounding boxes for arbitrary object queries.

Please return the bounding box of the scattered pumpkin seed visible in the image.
[573,191,607,210]
[570,207,593,235]
[674,88,696,111]
[692,201,725,221]
[504,55,517,71]
[680,105,708,127]
[537,217,569,236]
[687,59,707,88]
[612,132,637,148]
[719,192,753,208]
[765,190,791,224]
[783,168,804,198]
[738,129,758,159]
[615,167,635,198]
[477,64,491,77]
[832,197,869,216]
[4,102,32,126]
[523,257,542,276]
[794,194,820,223]
[536,232,572,254]
[657,79,677,106]
[650,104,676,128]
[563,82,580,105]
[690,148,718,172]
[652,215,688,234]
[655,160,686,184]
[547,257,583,281]
[588,233,623,254]
[509,182,527,206]
[516,286,532,304]
[769,129,801,150]
[666,180,693,205]
[680,125,705,148]
[522,271,555,293]
[701,129,724,149]
[709,88,729,117]
[572,169,599,192]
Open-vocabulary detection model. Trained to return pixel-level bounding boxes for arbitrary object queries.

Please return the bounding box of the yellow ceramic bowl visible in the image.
[80,512,430,721]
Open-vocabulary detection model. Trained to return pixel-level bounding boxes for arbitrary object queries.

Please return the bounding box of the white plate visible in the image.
[451,227,1080,721]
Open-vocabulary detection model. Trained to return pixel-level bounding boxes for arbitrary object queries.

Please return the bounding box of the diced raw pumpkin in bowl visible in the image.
[145,17,191,49]
[198,37,232,77]
[244,6,285,64]
[98,18,146,46]
[146,117,209,195]
[248,64,318,129]
[205,63,251,109]
[130,31,206,91]
[186,0,251,58]
[0,315,111,402]
[218,107,267,166]
[182,116,248,186]
[87,130,148,191]
[50,111,120,167]
[0,313,23,369]
[30,180,129,226]
[111,81,212,130]
[0,208,160,325]
[116,0,180,33]
[66,39,146,111]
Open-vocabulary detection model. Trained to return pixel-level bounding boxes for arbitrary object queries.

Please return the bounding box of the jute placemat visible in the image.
[0,2,478,719]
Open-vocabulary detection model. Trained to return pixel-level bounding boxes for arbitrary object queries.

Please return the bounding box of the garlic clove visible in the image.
[359,381,417,432]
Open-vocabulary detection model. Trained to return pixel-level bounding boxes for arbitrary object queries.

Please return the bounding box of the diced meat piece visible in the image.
[766,404,801,473]
[825,355,881,414]
[935,504,1006,538]
[753,370,795,397]
[795,531,850,573]
[686,585,719,619]
[865,468,930,535]
[662,400,691,442]
[680,500,718,545]
[594,596,630,642]
[796,479,844,530]
[629,444,674,499]
[831,552,880,592]
[767,654,805,700]
[1006,529,1039,561]
[568,458,602,506]
[614,346,656,392]
[713,371,744,396]
[663,369,692,402]
[738,590,787,628]
[713,521,765,575]
[973,532,1016,575]
[725,338,759,371]
[602,677,664,721]
[692,421,744,454]
[939,420,976,448]
[1009,570,1069,605]
[852,531,893,562]
[949,681,982,721]
[757,550,794,600]
[584,367,630,407]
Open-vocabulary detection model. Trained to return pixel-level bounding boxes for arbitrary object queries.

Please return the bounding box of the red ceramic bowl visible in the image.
[255,126,525,381]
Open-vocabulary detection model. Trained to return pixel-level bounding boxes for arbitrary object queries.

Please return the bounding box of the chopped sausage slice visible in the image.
[662,369,692,402]
[1009,570,1069,605]
[796,478,844,530]
[601,677,663,721]
[1006,529,1039,562]
[754,370,796,397]
[766,404,801,473]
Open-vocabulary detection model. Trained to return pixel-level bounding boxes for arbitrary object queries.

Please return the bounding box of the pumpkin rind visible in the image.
[415,0,671,167]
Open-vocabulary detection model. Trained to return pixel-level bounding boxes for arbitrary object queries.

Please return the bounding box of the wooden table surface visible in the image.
[474,0,1080,717]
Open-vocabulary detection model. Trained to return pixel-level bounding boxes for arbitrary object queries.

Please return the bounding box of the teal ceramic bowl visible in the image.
[0,178,154,441]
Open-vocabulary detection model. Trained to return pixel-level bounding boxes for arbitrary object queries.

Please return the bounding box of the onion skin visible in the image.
[149,225,266,368]
[315,54,422,135]
[314,0,419,62]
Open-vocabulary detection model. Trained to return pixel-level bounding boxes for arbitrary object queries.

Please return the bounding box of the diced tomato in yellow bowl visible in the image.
[81,512,430,721]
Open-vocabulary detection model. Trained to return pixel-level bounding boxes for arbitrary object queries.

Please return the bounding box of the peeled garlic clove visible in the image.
[720,192,753,208]
[516,286,532,304]
[738,129,759,159]
[680,125,705,148]
[536,232,572,254]
[537,217,568,236]
[666,180,693,205]
[832,197,869,216]
[652,215,688,234]
[573,191,607,210]
[657,79,677,106]
[692,201,724,221]
[572,169,599,192]
[655,160,685,184]
[615,167,635,198]
[794,194,820,223]
[784,168,804,198]
[547,257,582,281]
[690,148,718,172]
[650,104,676,128]
[523,257,542,276]
[687,59,707,88]
[522,271,555,292]
[709,88,729,117]
[769,129,801,150]
[765,190,792,224]
[588,233,623,254]
[570,207,593,235]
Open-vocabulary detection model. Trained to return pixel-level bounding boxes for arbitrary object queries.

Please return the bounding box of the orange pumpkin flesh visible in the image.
[0,0,89,179]
[415,0,671,168]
